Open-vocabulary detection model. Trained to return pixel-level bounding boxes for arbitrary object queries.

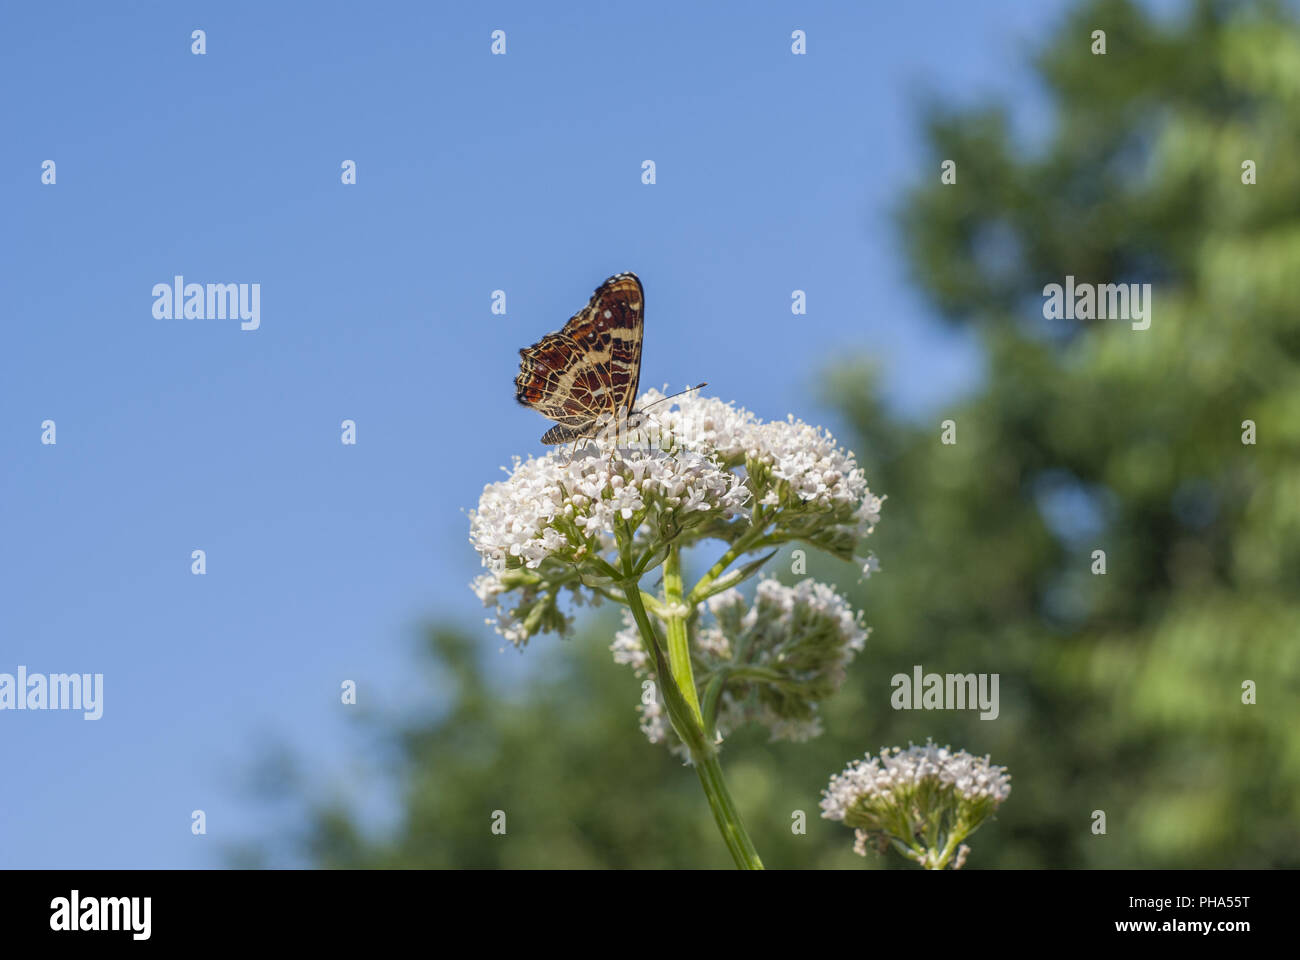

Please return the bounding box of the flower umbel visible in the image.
[469,390,882,648]
[821,740,1012,869]
[467,390,884,869]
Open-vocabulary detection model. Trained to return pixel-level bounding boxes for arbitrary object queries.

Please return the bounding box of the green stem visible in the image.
[931,824,969,870]
[622,584,707,754]
[686,524,769,605]
[622,582,763,869]
[662,544,704,726]
[692,749,764,871]
[589,583,667,618]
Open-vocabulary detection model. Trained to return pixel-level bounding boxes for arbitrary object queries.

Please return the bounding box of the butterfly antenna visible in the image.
[638,382,707,414]
[625,383,706,453]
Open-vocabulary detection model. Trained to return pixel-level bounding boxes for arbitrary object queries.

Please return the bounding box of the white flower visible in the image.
[821,741,1012,820]
[470,572,505,605]
[611,609,649,672]
[752,577,869,656]
[712,578,867,742]
[635,390,760,460]
[821,740,1011,868]
[637,688,671,746]
[639,390,882,534]
[469,439,749,577]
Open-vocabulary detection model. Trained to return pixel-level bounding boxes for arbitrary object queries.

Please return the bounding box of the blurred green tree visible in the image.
[244,0,1300,869]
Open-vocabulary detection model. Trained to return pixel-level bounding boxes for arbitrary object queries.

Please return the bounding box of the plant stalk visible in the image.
[622,580,763,869]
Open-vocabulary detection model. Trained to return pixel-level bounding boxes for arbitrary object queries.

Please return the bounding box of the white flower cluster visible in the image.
[821,740,1011,865]
[469,444,748,576]
[641,390,885,553]
[610,609,674,747]
[613,577,868,751]
[821,741,1012,820]
[469,391,883,648]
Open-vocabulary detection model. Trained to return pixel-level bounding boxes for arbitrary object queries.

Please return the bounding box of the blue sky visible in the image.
[0,1,1087,867]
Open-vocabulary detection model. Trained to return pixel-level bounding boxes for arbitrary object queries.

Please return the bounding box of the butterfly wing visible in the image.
[515,272,645,444]
[559,272,644,420]
[515,331,597,423]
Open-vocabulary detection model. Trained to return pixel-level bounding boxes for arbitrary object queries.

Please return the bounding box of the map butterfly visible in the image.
[515,272,646,445]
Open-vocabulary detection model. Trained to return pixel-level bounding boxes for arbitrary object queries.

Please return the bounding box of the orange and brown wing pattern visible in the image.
[515,272,645,444]
[559,272,644,418]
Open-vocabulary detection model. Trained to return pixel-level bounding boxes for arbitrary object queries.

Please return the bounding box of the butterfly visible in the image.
[515,272,646,445]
